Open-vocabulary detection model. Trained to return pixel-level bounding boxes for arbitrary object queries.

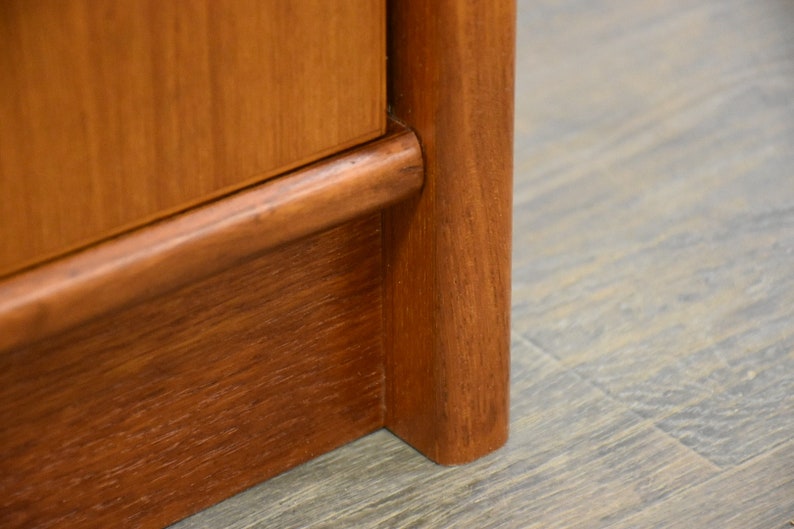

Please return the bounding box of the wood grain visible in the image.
[175,0,794,526]
[611,440,794,528]
[0,124,421,353]
[0,0,385,276]
[384,0,515,464]
[0,215,384,529]
[510,0,794,471]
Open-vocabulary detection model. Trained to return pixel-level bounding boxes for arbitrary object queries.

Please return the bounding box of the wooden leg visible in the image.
[384,0,516,464]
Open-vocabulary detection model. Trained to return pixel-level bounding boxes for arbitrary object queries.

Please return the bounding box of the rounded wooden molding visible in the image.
[0,124,422,353]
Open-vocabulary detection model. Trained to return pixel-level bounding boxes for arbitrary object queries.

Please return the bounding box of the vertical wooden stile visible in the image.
[384,0,516,463]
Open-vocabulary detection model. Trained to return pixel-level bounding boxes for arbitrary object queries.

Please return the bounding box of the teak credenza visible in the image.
[0,2,515,527]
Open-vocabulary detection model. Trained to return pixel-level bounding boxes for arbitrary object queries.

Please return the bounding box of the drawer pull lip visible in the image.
[0,121,423,353]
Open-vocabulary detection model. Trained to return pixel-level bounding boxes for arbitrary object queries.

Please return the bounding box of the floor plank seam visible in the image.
[513,330,671,425]
[610,439,794,527]
[513,333,745,477]
[511,331,710,458]
[511,331,567,365]
[645,421,723,472]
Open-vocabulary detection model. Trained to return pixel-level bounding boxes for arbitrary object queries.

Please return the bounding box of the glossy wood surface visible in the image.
[0,215,384,529]
[0,124,421,353]
[0,0,385,277]
[384,0,515,464]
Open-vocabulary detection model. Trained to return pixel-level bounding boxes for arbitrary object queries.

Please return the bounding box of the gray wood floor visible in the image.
[173,0,794,527]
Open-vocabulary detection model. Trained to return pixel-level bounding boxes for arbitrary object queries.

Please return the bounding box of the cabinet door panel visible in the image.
[0,0,385,276]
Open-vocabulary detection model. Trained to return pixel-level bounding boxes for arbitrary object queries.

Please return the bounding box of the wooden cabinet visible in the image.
[0,2,515,528]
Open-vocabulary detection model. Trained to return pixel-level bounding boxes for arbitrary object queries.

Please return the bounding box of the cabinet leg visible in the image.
[383,0,516,464]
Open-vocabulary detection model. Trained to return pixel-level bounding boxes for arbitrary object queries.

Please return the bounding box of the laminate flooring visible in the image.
[173,0,794,527]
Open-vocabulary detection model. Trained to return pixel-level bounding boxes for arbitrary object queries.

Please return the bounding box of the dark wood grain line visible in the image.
[0,124,422,353]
